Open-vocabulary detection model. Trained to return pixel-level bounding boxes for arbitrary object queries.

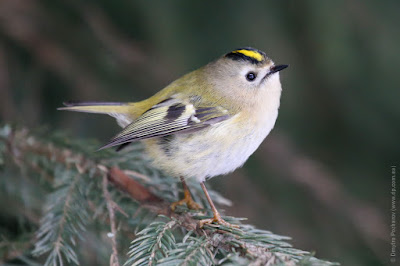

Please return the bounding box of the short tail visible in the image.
[58,101,133,114]
[58,101,135,127]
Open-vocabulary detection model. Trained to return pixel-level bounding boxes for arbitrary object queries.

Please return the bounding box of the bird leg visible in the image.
[170,177,202,211]
[198,182,239,228]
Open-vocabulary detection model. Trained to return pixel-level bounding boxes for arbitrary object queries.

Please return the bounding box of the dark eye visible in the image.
[246,72,257,81]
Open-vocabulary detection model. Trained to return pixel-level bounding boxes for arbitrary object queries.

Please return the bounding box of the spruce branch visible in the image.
[32,165,90,265]
[0,125,339,265]
[125,217,177,266]
[157,233,214,266]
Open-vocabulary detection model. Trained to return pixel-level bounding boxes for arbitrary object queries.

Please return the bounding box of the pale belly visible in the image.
[144,110,278,182]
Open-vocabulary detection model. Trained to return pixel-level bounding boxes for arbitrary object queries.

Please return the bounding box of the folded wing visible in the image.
[99,98,231,150]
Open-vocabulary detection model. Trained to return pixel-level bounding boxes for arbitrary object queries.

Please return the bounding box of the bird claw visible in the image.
[199,214,239,228]
[170,194,201,211]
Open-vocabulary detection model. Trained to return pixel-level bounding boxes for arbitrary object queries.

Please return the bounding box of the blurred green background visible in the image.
[0,0,399,265]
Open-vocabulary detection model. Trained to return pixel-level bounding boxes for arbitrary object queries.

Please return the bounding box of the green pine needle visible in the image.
[0,125,339,266]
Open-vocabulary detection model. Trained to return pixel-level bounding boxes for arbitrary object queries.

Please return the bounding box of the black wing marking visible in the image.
[99,99,230,150]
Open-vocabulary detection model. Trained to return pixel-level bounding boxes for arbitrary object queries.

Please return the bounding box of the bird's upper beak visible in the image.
[270,64,289,74]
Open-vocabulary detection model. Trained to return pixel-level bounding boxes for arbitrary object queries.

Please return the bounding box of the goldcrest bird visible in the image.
[59,47,288,227]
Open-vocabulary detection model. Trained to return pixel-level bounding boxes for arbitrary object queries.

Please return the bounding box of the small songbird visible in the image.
[59,47,288,227]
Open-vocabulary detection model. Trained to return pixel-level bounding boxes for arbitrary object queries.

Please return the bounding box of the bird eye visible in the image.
[246,72,257,81]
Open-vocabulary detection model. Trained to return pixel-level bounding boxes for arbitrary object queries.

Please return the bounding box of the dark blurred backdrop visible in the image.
[0,0,399,265]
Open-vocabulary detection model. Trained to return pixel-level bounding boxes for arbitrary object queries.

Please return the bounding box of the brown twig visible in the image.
[108,167,162,203]
[3,127,200,232]
[105,167,199,231]
[102,173,120,266]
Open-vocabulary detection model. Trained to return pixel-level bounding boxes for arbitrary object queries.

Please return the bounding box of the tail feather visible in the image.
[58,101,135,127]
[63,101,129,106]
[58,101,130,113]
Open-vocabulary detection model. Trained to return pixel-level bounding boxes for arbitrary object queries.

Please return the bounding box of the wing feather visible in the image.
[99,98,230,150]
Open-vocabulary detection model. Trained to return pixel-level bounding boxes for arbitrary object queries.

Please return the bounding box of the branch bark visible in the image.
[3,127,200,233]
[102,174,120,266]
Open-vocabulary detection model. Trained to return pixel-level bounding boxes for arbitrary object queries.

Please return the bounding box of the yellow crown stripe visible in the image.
[232,49,264,61]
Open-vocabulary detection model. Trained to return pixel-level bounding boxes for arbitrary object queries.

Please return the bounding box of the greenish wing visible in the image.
[99,98,230,150]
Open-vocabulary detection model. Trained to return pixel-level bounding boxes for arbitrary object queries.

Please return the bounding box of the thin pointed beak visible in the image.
[270,64,289,74]
[262,64,289,81]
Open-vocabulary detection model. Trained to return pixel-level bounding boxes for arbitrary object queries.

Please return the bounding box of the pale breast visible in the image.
[144,109,279,182]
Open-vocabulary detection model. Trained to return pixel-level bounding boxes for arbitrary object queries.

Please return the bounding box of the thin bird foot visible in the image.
[170,179,202,211]
[198,181,239,228]
[170,195,201,211]
[199,211,239,228]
